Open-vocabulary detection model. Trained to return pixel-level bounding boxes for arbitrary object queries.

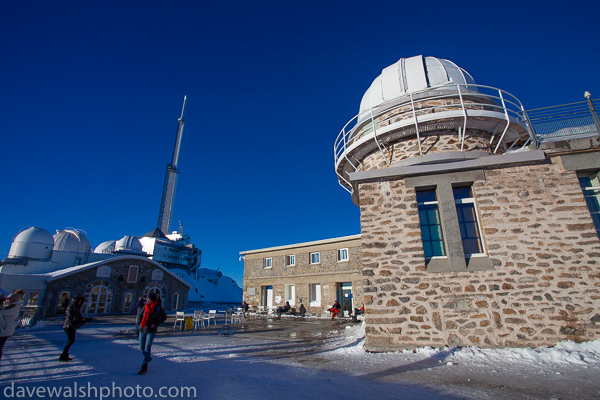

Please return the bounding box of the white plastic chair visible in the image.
[224,308,232,324]
[203,310,217,328]
[193,310,204,330]
[174,311,185,331]
[231,308,242,323]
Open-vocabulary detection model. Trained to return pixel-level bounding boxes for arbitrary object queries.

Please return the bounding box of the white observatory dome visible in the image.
[359,55,476,113]
[8,227,54,260]
[115,235,144,254]
[94,240,116,254]
[53,229,93,253]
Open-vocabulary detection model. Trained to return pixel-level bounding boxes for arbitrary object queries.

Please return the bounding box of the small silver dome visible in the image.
[53,229,92,253]
[115,235,144,254]
[94,240,116,254]
[8,227,54,260]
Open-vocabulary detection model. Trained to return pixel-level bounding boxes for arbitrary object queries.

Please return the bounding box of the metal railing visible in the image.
[334,84,534,191]
[523,95,600,143]
[16,306,46,329]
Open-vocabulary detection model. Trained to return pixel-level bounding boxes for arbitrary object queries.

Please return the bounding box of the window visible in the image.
[172,293,180,310]
[416,189,446,259]
[57,291,71,314]
[407,170,492,272]
[122,292,133,313]
[310,252,320,264]
[309,283,321,307]
[285,255,295,266]
[143,282,167,305]
[264,258,272,269]
[578,172,600,237]
[27,292,40,306]
[127,265,139,283]
[337,248,349,262]
[453,187,484,257]
[285,284,295,306]
[83,279,114,314]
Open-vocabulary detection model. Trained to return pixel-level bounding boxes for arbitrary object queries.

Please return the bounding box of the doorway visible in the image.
[337,282,353,317]
[56,291,71,315]
[262,286,273,311]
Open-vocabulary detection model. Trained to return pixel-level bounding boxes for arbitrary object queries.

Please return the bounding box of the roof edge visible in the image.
[239,234,361,255]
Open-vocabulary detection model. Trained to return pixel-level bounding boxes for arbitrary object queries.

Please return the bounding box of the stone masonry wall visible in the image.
[358,157,600,351]
[358,130,494,172]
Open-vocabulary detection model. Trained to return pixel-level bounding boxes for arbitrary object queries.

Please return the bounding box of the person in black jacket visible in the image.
[276,301,291,319]
[59,296,92,362]
[137,292,167,375]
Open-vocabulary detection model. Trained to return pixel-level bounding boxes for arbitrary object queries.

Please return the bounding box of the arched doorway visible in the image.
[83,279,114,314]
[56,290,72,315]
[142,282,167,305]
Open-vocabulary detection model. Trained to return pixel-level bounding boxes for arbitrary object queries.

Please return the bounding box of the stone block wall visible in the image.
[357,156,600,351]
[358,130,494,172]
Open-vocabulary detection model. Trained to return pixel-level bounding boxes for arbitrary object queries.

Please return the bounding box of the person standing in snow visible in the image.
[137,293,167,375]
[60,296,92,362]
[0,293,23,361]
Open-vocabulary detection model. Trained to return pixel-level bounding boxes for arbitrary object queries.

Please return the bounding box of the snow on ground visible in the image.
[1,320,599,400]
[331,322,600,367]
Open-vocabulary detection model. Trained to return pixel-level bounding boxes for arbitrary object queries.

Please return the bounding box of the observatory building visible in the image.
[240,54,600,351]
[0,227,192,315]
[0,97,241,315]
[334,55,600,351]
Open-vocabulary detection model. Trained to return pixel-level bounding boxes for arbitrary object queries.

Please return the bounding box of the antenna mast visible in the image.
[157,96,187,234]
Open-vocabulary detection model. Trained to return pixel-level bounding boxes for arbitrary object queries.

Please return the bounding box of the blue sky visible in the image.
[1,1,599,285]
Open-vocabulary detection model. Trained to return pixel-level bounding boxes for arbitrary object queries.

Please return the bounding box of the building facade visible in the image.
[241,235,363,317]
[44,256,191,316]
[335,55,600,351]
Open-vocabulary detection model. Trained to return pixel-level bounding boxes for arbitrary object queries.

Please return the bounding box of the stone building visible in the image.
[334,55,600,351]
[45,256,190,316]
[240,235,363,317]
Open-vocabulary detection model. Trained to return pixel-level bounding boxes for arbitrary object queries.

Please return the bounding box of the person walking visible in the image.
[0,293,23,361]
[137,293,167,375]
[59,296,92,362]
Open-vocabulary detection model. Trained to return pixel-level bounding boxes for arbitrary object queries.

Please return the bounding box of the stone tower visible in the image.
[335,55,600,351]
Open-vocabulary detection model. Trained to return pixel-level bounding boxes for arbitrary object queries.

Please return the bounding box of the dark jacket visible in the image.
[136,301,167,334]
[63,298,87,330]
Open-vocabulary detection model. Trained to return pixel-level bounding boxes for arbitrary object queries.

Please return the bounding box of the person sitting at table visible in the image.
[276,301,291,319]
[328,300,341,320]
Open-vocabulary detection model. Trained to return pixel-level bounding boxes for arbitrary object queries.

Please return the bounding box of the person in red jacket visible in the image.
[329,300,341,320]
[137,293,167,375]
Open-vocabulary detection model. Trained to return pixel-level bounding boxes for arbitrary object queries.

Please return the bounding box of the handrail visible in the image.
[334,84,532,190]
